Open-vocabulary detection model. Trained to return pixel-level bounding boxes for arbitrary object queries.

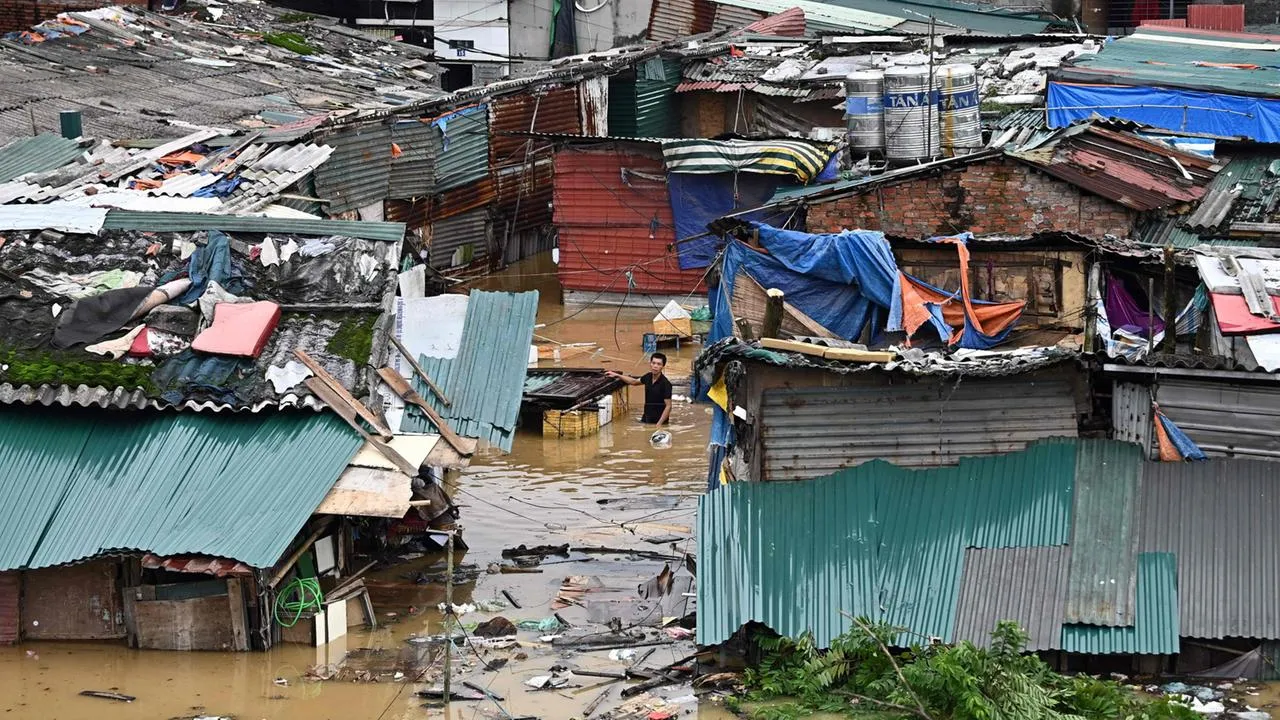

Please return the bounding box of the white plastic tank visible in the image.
[844,70,885,160]
[938,63,982,157]
[883,65,940,165]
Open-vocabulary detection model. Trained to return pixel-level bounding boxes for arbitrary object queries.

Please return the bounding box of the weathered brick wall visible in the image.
[804,157,1136,238]
[0,0,147,33]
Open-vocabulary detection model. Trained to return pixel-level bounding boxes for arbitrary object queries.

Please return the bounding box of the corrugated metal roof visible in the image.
[1011,125,1220,212]
[389,120,436,200]
[742,6,807,35]
[824,0,1051,34]
[758,374,1078,479]
[553,147,704,294]
[0,134,85,183]
[954,546,1070,652]
[1136,217,1260,249]
[1065,439,1143,627]
[1184,156,1260,231]
[648,0,714,40]
[491,88,582,168]
[1140,458,1280,640]
[430,105,490,193]
[1060,553,1180,655]
[712,2,765,33]
[0,203,108,234]
[101,210,406,242]
[1058,27,1280,98]
[400,290,539,452]
[0,408,362,570]
[709,0,906,33]
[611,58,682,138]
[313,124,393,214]
[428,206,489,269]
[697,438,1078,648]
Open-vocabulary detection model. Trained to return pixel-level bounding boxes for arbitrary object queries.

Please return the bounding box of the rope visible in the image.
[274,577,324,628]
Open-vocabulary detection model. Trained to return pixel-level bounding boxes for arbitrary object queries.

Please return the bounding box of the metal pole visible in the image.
[443,532,454,705]
[1147,277,1156,355]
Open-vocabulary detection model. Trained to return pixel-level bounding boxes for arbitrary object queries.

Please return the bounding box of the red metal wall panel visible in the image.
[431,178,496,221]
[490,88,582,169]
[495,157,554,230]
[1187,4,1244,32]
[553,147,704,295]
[0,571,17,645]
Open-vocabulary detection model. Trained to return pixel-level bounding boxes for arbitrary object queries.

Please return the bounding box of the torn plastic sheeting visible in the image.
[0,204,108,234]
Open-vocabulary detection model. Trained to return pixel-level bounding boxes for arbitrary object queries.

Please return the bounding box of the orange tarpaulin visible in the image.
[899,237,1025,346]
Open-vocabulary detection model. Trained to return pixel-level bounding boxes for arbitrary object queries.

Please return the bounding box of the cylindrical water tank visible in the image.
[883,65,940,165]
[938,63,982,157]
[844,70,884,160]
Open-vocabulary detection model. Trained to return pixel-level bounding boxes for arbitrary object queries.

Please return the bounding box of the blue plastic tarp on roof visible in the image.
[669,173,794,270]
[1048,81,1280,142]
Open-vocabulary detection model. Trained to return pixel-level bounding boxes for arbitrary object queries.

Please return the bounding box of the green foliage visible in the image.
[277,11,317,23]
[0,349,155,393]
[325,314,377,364]
[741,620,1197,720]
[262,31,318,55]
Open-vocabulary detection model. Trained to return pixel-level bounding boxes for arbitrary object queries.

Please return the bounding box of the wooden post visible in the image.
[1147,277,1156,355]
[1161,244,1177,354]
[443,532,454,705]
[227,578,248,652]
[762,288,785,339]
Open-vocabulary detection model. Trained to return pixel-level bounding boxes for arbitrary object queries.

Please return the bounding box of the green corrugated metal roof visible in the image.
[697,439,1079,648]
[101,210,406,242]
[401,290,539,452]
[1060,552,1179,655]
[0,134,84,183]
[0,408,362,570]
[824,0,1052,35]
[431,104,489,192]
[1059,31,1280,98]
[610,58,681,139]
[1065,440,1143,627]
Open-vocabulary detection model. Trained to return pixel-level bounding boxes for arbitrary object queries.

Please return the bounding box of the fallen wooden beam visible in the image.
[303,378,420,476]
[377,366,474,456]
[390,334,451,407]
[294,349,393,439]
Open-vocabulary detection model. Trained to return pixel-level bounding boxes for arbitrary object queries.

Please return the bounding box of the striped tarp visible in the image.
[661,138,836,183]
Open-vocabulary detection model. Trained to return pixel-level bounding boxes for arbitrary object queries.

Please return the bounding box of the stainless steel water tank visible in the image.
[844,69,884,159]
[938,63,982,157]
[883,65,940,165]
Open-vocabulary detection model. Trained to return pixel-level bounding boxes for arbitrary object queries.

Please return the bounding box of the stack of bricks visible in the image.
[804,157,1136,239]
[0,0,147,34]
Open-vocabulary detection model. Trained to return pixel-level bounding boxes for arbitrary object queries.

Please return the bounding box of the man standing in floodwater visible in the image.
[606,352,672,427]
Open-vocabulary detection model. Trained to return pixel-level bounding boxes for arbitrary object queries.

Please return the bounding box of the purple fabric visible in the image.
[1106,275,1165,336]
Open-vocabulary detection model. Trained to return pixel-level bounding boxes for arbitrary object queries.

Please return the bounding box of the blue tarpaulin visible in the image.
[669,173,793,270]
[1048,81,1280,143]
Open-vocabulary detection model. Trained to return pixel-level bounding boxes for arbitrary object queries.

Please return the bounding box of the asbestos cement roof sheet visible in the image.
[697,438,1079,648]
[400,290,539,452]
[1059,552,1180,655]
[1138,458,1280,640]
[0,408,362,571]
[0,133,85,183]
[953,545,1070,652]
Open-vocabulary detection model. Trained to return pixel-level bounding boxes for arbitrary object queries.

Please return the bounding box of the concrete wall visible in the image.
[509,0,653,60]
[0,0,146,32]
[804,157,1136,239]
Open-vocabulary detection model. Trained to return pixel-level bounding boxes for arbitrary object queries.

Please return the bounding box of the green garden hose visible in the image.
[274,577,324,628]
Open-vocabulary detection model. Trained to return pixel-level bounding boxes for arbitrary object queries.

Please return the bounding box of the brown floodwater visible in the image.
[0,253,727,720]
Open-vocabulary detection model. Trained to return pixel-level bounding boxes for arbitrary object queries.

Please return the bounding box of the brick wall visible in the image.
[805,157,1136,239]
[0,0,147,33]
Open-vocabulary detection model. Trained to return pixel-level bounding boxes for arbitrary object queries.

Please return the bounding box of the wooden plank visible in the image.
[22,560,124,640]
[759,337,829,357]
[227,578,248,652]
[294,349,393,439]
[303,378,420,476]
[389,334,451,406]
[133,596,235,651]
[821,347,897,363]
[376,366,474,456]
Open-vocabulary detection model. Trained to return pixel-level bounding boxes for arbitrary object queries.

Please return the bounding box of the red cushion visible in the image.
[191,301,281,358]
[127,326,151,357]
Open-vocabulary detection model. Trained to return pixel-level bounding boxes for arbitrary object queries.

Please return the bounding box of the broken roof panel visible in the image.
[708,0,907,33]
[0,134,85,183]
[400,291,540,451]
[0,407,362,571]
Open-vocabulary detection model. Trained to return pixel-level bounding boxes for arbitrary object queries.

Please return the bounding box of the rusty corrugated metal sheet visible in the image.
[712,2,765,32]
[432,178,496,221]
[0,571,16,645]
[490,88,582,169]
[1187,4,1244,31]
[141,554,254,577]
[742,6,807,35]
[313,123,393,214]
[1140,18,1187,27]
[389,120,436,200]
[648,0,715,40]
[1013,125,1219,212]
[495,157,554,230]
[552,147,705,294]
[386,197,430,229]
